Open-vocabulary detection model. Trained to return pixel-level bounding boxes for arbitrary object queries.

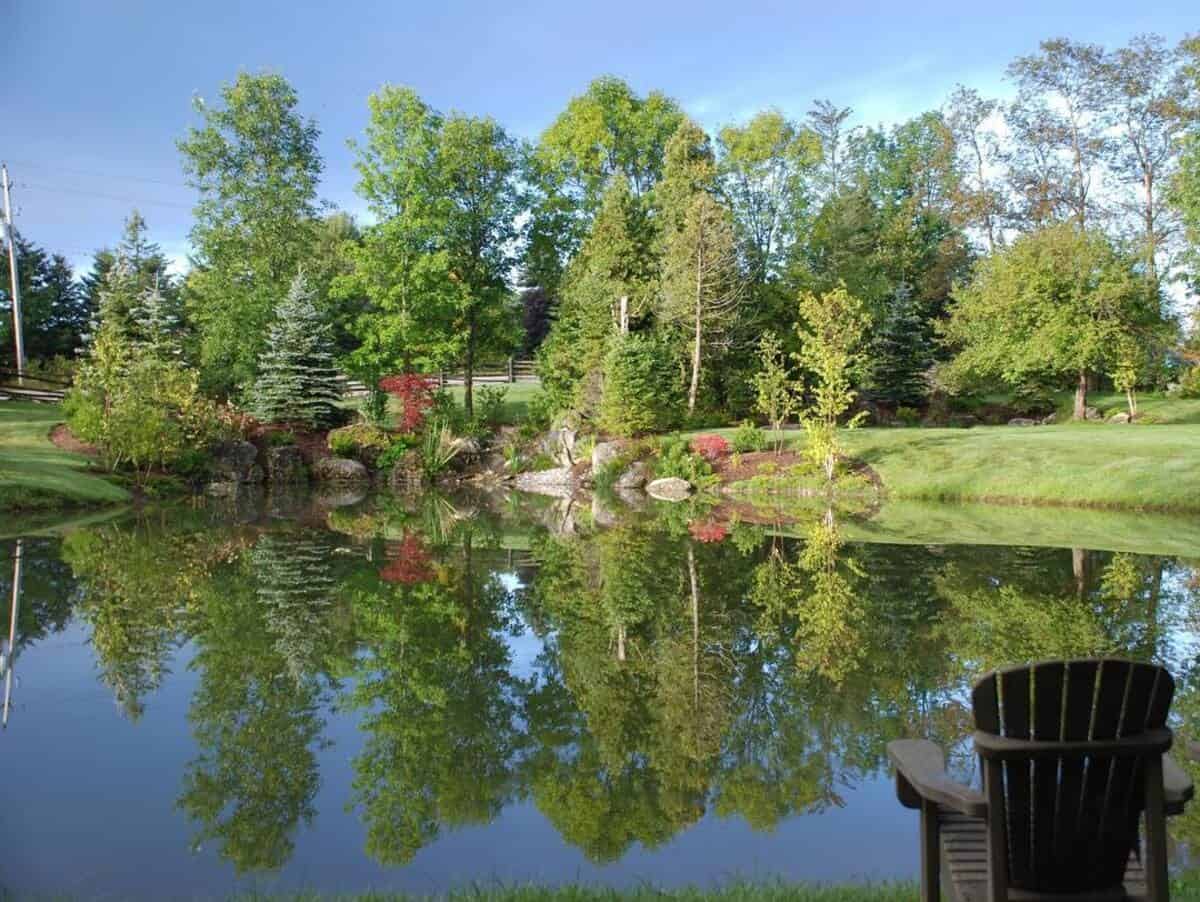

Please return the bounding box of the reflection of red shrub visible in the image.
[690,433,730,462]
[689,520,728,543]
[380,531,435,584]
[379,374,436,433]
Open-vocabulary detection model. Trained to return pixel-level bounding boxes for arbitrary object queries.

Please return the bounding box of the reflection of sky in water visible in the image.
[2,523,1198,899]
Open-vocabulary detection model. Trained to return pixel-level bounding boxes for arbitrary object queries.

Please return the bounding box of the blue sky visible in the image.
[3,0,1197,276]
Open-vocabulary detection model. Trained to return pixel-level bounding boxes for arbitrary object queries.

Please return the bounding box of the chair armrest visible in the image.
[1165,753,1194,816]
[887,738,988,819]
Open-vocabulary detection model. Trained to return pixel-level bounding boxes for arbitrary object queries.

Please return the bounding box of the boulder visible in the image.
[1084,406,1103,421]
[1108,411,1131,424]
[1040,413,1057,425]
[265,445,307,483]
[312,457,370,482]
[591,440,627,473]
[205,480,240,499]
[514,466,575,497]
[542,428,578,467]
[211,440,263,484]
[646,477,693,502]
[1007,417,1038,427]
[614,460,650,489]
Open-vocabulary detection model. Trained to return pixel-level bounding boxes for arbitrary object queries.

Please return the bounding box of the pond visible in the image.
[4,487,1200,899]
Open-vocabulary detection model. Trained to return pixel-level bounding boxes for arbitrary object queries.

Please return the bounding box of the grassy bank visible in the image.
[691,417,1200,512]
[0,401,129,512]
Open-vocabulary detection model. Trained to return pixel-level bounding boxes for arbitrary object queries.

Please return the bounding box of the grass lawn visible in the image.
[231,886,919,902]
[0,401,129,511]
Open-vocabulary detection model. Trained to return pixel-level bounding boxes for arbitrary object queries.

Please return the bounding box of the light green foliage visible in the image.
[474,385,509,429]
[717,110,821,284]
[653,434,714,486]
[327,424,393,465]
[943,224,1165,417]
[731,420,767,453]
[1174,37,1200,293]
[249,275,344,429]
[752,332,797,452]
[598,335,681,436]
[526,77,684,292]
[178,72,323,394]
[657,118,717,238]
[795,286,870,481]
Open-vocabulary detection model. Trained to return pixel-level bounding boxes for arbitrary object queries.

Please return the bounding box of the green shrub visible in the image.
[267,430,296,447]
[599,335,681,437]
[894,406,921,426]
[731,420,767,453]
[376,438,416,471]
[474,385,509,428]
[327,423,392,466]
[1179,367,1200,399]
[654,434,714,486]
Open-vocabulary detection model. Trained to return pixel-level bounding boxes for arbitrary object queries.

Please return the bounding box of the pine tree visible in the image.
[869,282,931,408]
[249,273,343,428]
[131,281,184,360]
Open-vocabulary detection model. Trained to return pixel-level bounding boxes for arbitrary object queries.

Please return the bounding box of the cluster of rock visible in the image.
[207,439,370,498]
[1007,408,1133,426]
[511,436,693,503]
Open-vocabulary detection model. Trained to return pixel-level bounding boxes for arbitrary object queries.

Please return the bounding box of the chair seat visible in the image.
[938,808,1147,902]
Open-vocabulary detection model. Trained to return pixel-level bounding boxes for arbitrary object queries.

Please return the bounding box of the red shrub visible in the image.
[379,531,435,584]
[379,374,436,433]
[690,433,730,462]
[689,520,728,544]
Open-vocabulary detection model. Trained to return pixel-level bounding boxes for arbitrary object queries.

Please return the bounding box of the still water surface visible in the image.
[3,489,1200,898]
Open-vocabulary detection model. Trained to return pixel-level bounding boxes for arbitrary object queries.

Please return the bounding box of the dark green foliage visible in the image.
[0,234,91,364]
[731,420,768,453]
[598,335,682,436]
[869,284,932,407]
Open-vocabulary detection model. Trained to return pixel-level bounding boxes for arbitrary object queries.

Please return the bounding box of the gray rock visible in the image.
[646,477,693,502]
[388,450,425,492]
[1007,417,1038,427]
[592,439,627,473]
[312,457,370,482]
[514,467,575,497]
[205,480,241,499]
[542,428,578,467]
[614,460,650,489]
[1108,411,1131,424]
[211,440,263,484]
[1084,406,1103,421]
[265,445,307,483]
[1040,413,1057,425]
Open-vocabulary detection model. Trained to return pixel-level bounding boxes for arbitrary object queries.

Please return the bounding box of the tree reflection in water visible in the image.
[10,491,1200,874]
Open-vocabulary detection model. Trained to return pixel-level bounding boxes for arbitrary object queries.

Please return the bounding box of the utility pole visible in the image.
[2,164,25,385]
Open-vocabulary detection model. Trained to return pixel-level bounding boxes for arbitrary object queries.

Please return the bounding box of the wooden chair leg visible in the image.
[1143,755,1169,902]
[920,799,940,902]
[984,759,1008,902]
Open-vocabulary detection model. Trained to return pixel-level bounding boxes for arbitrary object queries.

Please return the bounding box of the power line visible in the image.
[6,159,191,191]
[19,182,194,210]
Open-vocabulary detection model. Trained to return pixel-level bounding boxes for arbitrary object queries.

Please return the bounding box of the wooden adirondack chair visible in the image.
[889,659,1195,901]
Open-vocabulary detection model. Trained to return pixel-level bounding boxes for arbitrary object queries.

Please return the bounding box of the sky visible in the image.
[3,0,1197,277]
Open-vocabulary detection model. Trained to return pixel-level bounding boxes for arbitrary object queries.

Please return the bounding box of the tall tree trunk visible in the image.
[1072,547,1088,598]
[688,243,704,415]
[1074,369,1088,421]
[464,315,476,417]
[1144,170,1158,286]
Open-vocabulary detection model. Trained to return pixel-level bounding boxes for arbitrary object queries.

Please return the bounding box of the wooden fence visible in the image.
[340,357,538,398]
[0,370,68,403]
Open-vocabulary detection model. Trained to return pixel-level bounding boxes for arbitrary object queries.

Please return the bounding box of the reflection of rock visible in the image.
[311,485,369,509]
[266,486,308,519]
[614,460,649,489]
[646,477,693,502]
[592,493,619,528]
[542,428,577,467]
[514,467,575,497]
[1007,417,1037,427]
[312,457,369,482]
[211,441,263,484]
[615,487,649,511]
[266,445,307,483]
[549,497,579,536]
[388,450,425,493]
[204,482,265,523]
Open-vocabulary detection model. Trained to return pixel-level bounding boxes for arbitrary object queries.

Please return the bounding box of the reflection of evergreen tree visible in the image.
[251,530,338,680]
[179,563,328,873]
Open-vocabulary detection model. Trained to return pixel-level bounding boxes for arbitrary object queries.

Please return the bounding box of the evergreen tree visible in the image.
[131,282,185,359]
[249,274,343,428]
[869,283,932,407]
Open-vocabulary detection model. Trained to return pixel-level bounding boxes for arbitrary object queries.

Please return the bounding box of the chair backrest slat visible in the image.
[972,658,1174,895]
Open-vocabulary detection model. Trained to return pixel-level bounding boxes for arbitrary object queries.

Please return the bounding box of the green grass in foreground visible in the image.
[228,885,919,902]
[0,401,129,511]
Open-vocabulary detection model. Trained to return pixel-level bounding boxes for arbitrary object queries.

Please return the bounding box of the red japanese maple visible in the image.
[379,374,436,433]
[690,433,730,462]
[379,531,436,584]
[688,520,728,543]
